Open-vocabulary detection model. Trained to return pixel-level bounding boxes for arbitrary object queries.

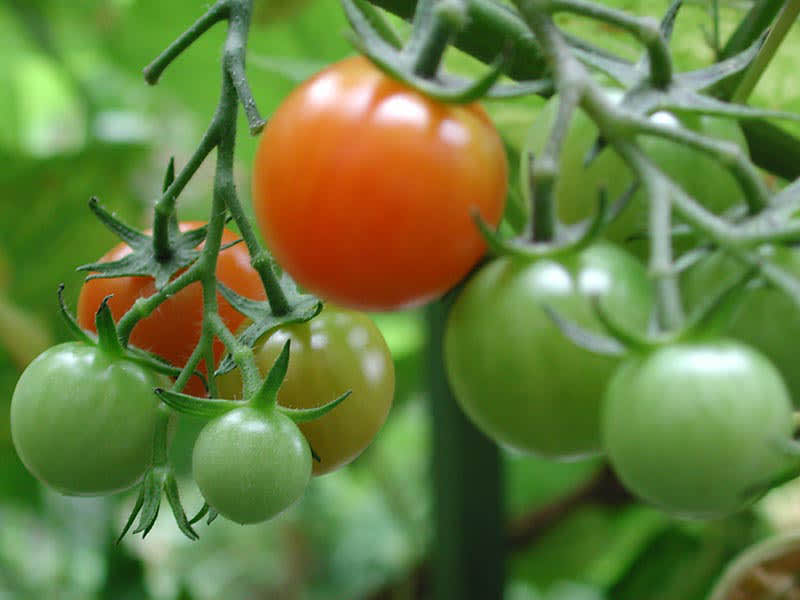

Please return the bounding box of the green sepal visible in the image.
[95,297,125,357]
[165,473,199,541]
[351,31,512,104]
[588,297,662,352]
[340,0,402,50]
[541,304,627,357]
[117,484,146,544]
[472,189,610,260]
[278,390,352,423]
[678,264,758,339]
[189,502,218,526]
[250,339,291,410]
[215,275,321,376]
[155,388,241,418]
[658,0,683,42]
[119,466,200,542]
[57,284,94,345]
[77,197,215,290]
[125,344,206,386]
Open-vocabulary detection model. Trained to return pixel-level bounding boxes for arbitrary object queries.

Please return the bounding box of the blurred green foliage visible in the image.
[1,0,800,598]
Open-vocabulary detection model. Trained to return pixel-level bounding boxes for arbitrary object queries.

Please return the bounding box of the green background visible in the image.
[1,0,800,598]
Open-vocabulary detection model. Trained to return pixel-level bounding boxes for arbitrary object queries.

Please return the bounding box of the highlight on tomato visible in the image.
[251,55,508,311]
[77,222,266,395]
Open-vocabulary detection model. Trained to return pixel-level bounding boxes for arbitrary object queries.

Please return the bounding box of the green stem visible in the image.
[143,1,230,85]
[531,88,582,242]
[732,0,800,103]
[152,120,221,256]
[152,404,172,466]
[223,187,291,316]
[545,0,672,88]
[406,0,467,78]
[638,155,684,330]
[426,302,505,600]
[117,265,203,346]
[625,114,769,214]
[371,0,548,81]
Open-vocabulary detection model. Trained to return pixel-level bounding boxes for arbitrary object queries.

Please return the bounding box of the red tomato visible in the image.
[77,222,266,395]
[252,56,508,311]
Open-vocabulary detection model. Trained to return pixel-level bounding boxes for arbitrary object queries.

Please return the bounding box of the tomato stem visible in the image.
[143,1,230,85]
[731,0,800,104]
[542,0,672,88]
[405,0,466,78]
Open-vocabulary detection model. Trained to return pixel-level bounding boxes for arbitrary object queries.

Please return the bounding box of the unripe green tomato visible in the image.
[217,306,394,476]
[192,406,311,524]
[444,242,653,459]
[11,342,160,496]
[683,246,800,405]
[524,93,748,257]
[603,340,795,519]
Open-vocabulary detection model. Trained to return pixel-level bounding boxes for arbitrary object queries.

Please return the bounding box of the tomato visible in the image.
[77,222,266,396]
[252,55,508,311]
[218,305,394,475]
[603,340,795,518]
[192,406,311,524]
[524,93,748,256]
[10,342,160,496]
[683,246,800,405]
[444,242,653,460]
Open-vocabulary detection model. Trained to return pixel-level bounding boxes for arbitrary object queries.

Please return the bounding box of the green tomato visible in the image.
[11,342,160,496]
[444,242,653,459]
[217,306,394,476]
[603,340,795,519]
[524,93,748,256]
[683,246,800,405]
[192,406,311,524]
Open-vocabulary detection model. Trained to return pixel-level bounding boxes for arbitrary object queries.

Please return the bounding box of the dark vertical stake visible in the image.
[426,301,505,600]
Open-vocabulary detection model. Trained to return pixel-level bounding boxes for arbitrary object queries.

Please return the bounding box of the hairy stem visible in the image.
[143,1,230,85]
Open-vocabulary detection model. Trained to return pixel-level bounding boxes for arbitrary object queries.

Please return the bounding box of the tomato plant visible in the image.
[192,406,312,524]
[444,242,653,459]
[683,246,800,405]
[77,222,266,395]
[523,94,748,256]
[11,342,160,496]
[218,305,394,475]
[252,55,508,311]
[603,340,795,518]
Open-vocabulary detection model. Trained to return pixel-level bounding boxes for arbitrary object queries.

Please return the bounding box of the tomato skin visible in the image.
[77,223,266,396]
[524,94,747,255]
[444,243,653,459]
[217,305,394,475]
[11,342,160,496]
[603,340,794,518]
[683,246,800,405]
[192,407,311,524]
[252,56,508,311]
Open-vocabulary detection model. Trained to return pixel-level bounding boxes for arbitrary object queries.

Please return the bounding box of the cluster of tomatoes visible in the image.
[9,55,800,527]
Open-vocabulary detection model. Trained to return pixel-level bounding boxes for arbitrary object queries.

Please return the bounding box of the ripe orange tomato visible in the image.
[252,56,508,311]
[77,222,266,395]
